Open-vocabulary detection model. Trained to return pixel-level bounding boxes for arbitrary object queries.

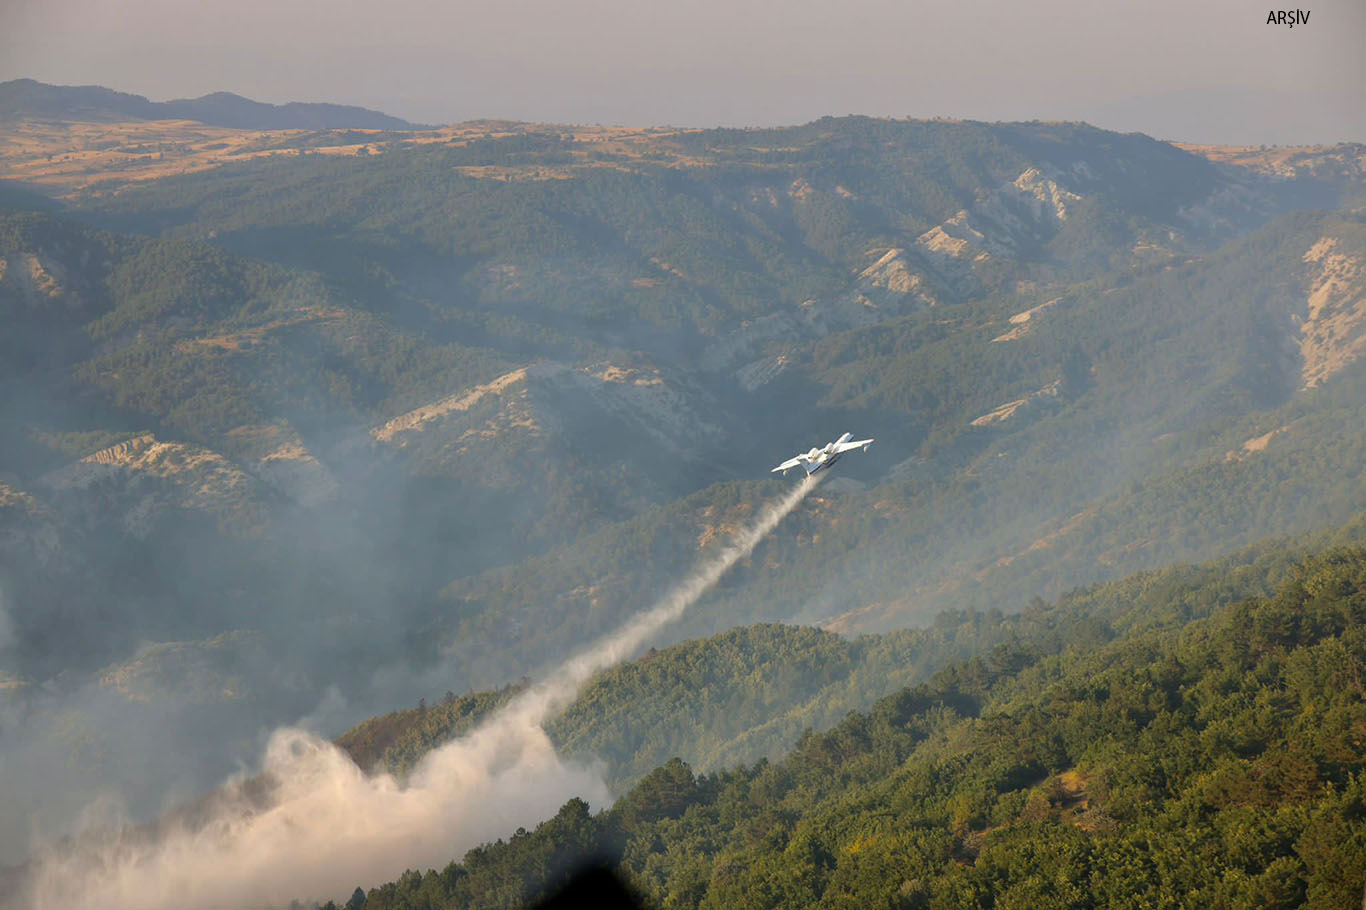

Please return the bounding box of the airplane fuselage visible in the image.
[803,451,841,475]
[771,431,873,477]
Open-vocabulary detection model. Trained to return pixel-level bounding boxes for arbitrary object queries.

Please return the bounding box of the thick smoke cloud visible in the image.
[27,725,608,910]
[22,477,817,910]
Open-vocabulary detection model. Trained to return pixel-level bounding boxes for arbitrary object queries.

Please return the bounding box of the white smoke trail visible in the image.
[500,475,819,730]
[25,477,817,910]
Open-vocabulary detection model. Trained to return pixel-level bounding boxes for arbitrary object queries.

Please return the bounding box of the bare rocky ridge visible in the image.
[372,361,724,463]
[1225,426,1289,462]
[921,167,1081,263]
[991,296,1067,343]
[969,380,1063,428]
[373,368,534,444]
[1298,235,1366,389]
[42,435,273,537]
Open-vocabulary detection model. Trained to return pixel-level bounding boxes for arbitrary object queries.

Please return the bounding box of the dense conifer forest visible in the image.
[351,542,1366,909]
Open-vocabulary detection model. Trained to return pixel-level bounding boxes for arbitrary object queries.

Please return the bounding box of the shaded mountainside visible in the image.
[417,206,1366,660]
[2,115,1366,858]
[0,211,731,681]
[354,541,1366,910]
[1,128,1364,687]
[0,78,419,130]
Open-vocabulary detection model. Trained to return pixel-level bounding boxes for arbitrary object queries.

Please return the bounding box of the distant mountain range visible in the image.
[0,78,423,130]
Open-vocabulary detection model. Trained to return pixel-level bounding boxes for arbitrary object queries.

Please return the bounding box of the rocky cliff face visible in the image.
[1298,235,1366,389]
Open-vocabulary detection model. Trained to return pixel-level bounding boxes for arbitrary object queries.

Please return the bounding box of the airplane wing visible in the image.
[771,456,804,473]
[832,437,874,454]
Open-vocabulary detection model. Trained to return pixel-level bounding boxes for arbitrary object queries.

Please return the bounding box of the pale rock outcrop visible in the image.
[991,297,1065,343]
[1297,236,1366,389]
[916,167,1082,268]
[1225,426,1289,462]
[0,252,69,306]
[857,248,933,298]
[1011,168,1081,221]
[371,360,722,462]
[970,398,1032,427]
[916,223,981,261]
[372,368,532,444]
[970,379,1062,428]
[43,435,270,537]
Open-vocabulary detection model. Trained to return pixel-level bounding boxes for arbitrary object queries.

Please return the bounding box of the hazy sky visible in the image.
[2,0,1363,144]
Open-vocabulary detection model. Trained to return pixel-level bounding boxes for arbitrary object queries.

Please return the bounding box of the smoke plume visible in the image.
[23,477,817,910]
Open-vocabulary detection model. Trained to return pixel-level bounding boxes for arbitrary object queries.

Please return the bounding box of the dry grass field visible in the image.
[0,117,707,197]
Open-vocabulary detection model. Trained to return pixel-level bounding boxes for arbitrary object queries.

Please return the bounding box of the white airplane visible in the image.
[771,432,874,477]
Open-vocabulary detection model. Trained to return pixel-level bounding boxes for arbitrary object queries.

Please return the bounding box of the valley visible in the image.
[1,78,1365,907]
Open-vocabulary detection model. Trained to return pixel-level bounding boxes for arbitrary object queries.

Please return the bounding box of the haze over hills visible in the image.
[1,82,1365,896]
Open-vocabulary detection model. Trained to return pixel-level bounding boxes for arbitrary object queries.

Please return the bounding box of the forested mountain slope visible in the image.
[341,518,1363,802]
[421,208,1366,668]
[355,542,1366,910]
